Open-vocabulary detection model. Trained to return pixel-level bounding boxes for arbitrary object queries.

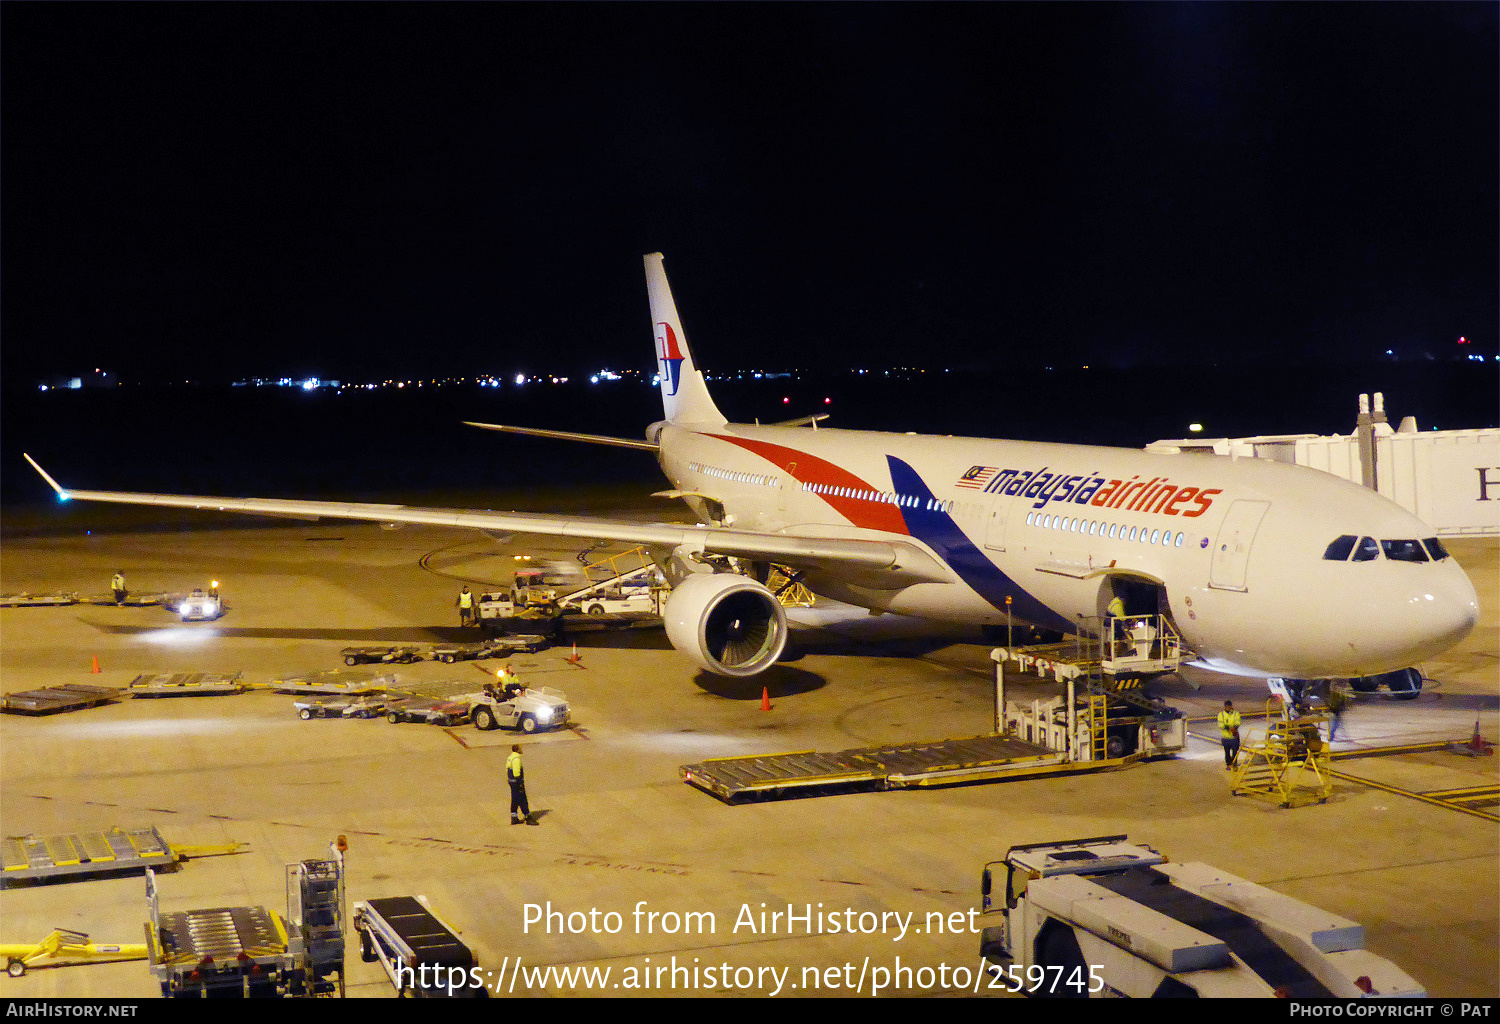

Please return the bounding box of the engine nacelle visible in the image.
[663,573,788,677]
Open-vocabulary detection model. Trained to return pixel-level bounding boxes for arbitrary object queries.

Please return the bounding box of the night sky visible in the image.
[4,3,1496,385]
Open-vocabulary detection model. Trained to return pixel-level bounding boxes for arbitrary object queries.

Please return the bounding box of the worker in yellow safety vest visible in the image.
[1105,594,1126,654]
[496,664,522,700]
[507,745,536,825]
[457,586,474,627]
[1217,700,1242,769]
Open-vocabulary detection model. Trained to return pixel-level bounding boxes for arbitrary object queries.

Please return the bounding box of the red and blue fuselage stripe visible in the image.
[701,433,1075,633]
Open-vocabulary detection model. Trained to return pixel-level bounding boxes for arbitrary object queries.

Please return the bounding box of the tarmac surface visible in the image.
[0,500,1495,999]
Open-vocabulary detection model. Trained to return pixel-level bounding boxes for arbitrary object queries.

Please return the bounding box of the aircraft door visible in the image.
[983,500,1008,553]
[1209,499,1269,592]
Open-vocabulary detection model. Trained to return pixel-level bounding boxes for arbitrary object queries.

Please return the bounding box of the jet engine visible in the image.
[662,573,788,677]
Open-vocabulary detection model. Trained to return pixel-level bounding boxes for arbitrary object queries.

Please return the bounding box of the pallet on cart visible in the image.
[268,669,395,695]
[0,592,79,607]
[126,672,245,697]
[2,683,124,716]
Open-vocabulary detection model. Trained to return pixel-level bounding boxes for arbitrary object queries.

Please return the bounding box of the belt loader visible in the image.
[977,835,1424,998]
[353,895,484,998]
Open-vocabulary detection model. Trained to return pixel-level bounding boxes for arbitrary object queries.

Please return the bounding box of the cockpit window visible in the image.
[1422,537,1450,561]
[1323,535,1357,561]
[1351,536,1380,562]
[1381,539,1429,563]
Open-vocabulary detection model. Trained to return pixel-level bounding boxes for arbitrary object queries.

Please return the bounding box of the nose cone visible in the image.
[1374,562,1480,669]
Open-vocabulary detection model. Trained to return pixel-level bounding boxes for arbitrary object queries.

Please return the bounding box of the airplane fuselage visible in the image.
[659,422,1478,680]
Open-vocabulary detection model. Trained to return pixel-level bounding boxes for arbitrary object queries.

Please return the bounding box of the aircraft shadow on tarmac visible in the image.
[693,665,826,700]
[779,633,962,663]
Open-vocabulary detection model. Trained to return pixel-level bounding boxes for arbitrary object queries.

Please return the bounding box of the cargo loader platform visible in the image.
[682,734,1080,802]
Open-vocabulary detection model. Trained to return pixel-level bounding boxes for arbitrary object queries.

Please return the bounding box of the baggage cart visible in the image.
[340,644,424,666]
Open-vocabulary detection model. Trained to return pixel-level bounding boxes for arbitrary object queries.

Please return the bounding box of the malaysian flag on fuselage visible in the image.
[956,465,997,489]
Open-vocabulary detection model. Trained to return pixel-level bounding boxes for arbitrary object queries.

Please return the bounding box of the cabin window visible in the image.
[1381,539,1429,563]
[1351,536,1380,561]
[1422,537,1449,561]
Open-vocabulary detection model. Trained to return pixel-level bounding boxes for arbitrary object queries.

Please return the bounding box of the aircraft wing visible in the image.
[23,455,948,587]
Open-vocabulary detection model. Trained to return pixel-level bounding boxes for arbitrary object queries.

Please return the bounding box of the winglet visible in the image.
[645,253,726,426]
[23,453,70,501]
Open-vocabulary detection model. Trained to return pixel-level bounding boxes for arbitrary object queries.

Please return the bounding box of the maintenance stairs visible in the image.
[1231,701,1334,808]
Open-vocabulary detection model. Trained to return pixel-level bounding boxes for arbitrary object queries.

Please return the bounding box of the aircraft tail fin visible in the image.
[645,253,726,426]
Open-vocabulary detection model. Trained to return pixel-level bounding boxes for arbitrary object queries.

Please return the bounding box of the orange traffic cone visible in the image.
[91,654,100,674]
[761,686,771,712]
[565,643,581,665]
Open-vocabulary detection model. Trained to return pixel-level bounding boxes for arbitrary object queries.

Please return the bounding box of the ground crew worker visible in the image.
[111,572,127,605]
[457,586,474,627]
[1105,594,1125,653]
[496,663,522,700]
[507,744,536,825]
[1217,699,1242,769]
[1324,685,1349,741]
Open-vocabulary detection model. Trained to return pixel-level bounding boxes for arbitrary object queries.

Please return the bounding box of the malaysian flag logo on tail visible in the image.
[655,321,685,396]
[956,466,997,489]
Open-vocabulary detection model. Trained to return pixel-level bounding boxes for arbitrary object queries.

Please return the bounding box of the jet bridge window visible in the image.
[1381,539,1429,562]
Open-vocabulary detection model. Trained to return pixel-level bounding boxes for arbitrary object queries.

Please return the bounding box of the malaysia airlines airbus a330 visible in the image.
[26,254,1478,692]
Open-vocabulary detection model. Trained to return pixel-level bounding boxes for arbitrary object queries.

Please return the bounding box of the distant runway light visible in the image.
[1189,423,1204,433]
